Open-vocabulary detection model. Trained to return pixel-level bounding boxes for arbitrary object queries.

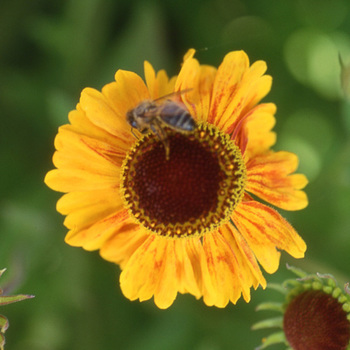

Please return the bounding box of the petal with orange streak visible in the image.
[100,224,149,268]
[173,238,202,298]
[119,236,203,309]
[232,201,307,274]
[61,189,123,231]
[207,51,249,129]
[246,151,308,210]
[239,61,272,116]
[239,103,277,158]
[220,224,266,299]
[120,235,179,309]
[53,126,124,172]
[200,231,245,307]
[209,53,272,136]
[175,50,216,122]
[65,208,131,251]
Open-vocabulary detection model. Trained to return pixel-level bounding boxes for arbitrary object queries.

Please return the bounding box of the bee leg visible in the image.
[162,137,170,160]
[151,120,170,160]
[130,127,139,139]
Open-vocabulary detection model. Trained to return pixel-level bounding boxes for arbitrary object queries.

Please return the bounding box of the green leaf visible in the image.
[0,294,35,306]
[0,315,8,333]
[0,332,5,350]
[255,302,283,313]
[255,331,286,349]
[252,316,283,330]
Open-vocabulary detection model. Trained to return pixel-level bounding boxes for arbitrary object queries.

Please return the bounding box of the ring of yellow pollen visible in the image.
[121,122,246,238]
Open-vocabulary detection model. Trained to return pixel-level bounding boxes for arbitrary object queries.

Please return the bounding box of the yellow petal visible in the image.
[208,51,249,128]
[81,69,150,141]
[220,224,266,299]
[120,235,177,308]
[200,231,245,307]
[65,209,131,250]
[79,87,129,141]
[45,168,118,192]
[57,189,120,214]
[67,104,132,152]
[144,61,175,100]
[246,151,309,210]
[173,239,202,298]
[100,224,149,268]
[232,201,307,274]
[176,60,216,122]
[61,190,123,230]
[175,52,201,116]
[240,61,272,116]
[242,103,277,158]
[144,60,157,98]
[119,235,203,309]
[112,69,150,114]
[153,241,180,309]
[52,126,123,173]
[183,48,196,61]
[156,69,177,98]
[208,52,272,135]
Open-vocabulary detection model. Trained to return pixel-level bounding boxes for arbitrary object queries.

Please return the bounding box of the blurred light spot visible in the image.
[277,108,334,181]
[281,109,335,155]
[284,29,350,99]
[339,54,350,99]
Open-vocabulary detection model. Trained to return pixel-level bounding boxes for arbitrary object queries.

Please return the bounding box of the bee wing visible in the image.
[153,88,193,103]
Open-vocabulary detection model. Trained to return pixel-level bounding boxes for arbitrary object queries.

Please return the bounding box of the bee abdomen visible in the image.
[161,106,196,131]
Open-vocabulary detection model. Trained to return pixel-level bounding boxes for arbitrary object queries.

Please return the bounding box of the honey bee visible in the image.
[126,89,196,159]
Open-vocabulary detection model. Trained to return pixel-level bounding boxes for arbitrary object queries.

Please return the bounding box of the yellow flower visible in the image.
[45,49,308,309]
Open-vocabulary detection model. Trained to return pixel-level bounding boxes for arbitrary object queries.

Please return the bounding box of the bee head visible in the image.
[126,110,138,128]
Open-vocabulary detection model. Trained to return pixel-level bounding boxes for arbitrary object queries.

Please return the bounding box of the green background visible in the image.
[1,0,350,349]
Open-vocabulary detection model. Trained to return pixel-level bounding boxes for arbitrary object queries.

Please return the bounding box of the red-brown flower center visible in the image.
[121,123,246,238]
[283,290,350,350]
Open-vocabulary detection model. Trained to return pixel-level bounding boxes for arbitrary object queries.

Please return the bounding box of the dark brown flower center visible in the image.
[283,290,350,350]
[121,122,246,238]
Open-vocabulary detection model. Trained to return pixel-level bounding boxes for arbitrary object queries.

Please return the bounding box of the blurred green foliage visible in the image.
[1,0,350,349]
